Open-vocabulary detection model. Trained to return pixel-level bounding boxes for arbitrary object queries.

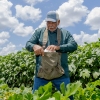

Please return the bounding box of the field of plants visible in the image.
[0,39,100,100]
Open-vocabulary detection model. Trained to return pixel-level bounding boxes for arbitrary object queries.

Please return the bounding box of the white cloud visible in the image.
[0,42,17,55]
[19,44,25,48]
[39,0,89,28]
[85,7,100,30]
[0,31,10,45]
[0,0,19,29]
[13,23,34,37]
[98,29,100,35]
[0,0,35,37]
[0,39,8,45]
[24,0,45,6]
[37,0,100,46]
[38,20,46,28]
[0,31,10,39]
[73,31,100,45]
[56,0,89,27]
[15,5,42,21]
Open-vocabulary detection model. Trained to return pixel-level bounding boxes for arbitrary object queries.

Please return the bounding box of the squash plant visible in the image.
[0,78,81,100]
[0,39,100,88]
[0,48,35,87]
[74,80,100,100]
[68,39,100,86]
[1,78,100,100]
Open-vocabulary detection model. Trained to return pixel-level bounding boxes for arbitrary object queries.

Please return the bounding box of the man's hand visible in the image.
[46,45,60,51]
[33,45,44,56]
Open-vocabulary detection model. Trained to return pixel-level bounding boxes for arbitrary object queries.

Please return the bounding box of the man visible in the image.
[25,11,77,99]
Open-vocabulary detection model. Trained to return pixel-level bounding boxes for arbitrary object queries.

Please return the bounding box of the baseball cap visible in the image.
[45,11,59,22]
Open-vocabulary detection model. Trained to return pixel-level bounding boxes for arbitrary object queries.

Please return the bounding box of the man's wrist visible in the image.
[56,46,60,50]
[33,44,38,50]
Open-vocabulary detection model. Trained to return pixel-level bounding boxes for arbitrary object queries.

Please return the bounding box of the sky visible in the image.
[0,0,100,55]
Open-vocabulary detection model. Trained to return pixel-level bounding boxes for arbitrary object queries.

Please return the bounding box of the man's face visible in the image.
[46,20,60,32]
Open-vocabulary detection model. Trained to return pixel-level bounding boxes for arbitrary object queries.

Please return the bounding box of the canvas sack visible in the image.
[37,28,64,80]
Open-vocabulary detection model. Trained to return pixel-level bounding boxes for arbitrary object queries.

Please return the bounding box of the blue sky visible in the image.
[0,0,100,55]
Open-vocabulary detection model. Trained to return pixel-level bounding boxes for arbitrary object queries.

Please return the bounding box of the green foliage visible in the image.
[0,39,100,88]
[74,80,100,100]
[0,79,81,100]
[68,39,100,86]
[0,78,32,100]
[59,81,81,99]
[1,78,99,100]
[0,48,35,87]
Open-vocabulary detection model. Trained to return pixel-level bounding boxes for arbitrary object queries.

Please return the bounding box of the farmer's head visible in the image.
[45,11,60,32]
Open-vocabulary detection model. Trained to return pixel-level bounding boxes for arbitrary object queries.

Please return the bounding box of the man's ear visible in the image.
[57,20,60,25]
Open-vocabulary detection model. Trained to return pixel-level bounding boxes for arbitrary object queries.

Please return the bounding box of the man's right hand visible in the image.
[33,45,44,56]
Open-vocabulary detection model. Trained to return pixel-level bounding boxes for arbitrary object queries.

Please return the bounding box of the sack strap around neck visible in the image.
[43,28,61,49]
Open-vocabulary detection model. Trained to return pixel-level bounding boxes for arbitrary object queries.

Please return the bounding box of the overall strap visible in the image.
[57,28,61,46]
[43,28,61,49]
[43,28,48,49]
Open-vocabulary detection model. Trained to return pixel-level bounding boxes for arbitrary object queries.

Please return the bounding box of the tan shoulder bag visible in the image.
[37,28,65,80]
